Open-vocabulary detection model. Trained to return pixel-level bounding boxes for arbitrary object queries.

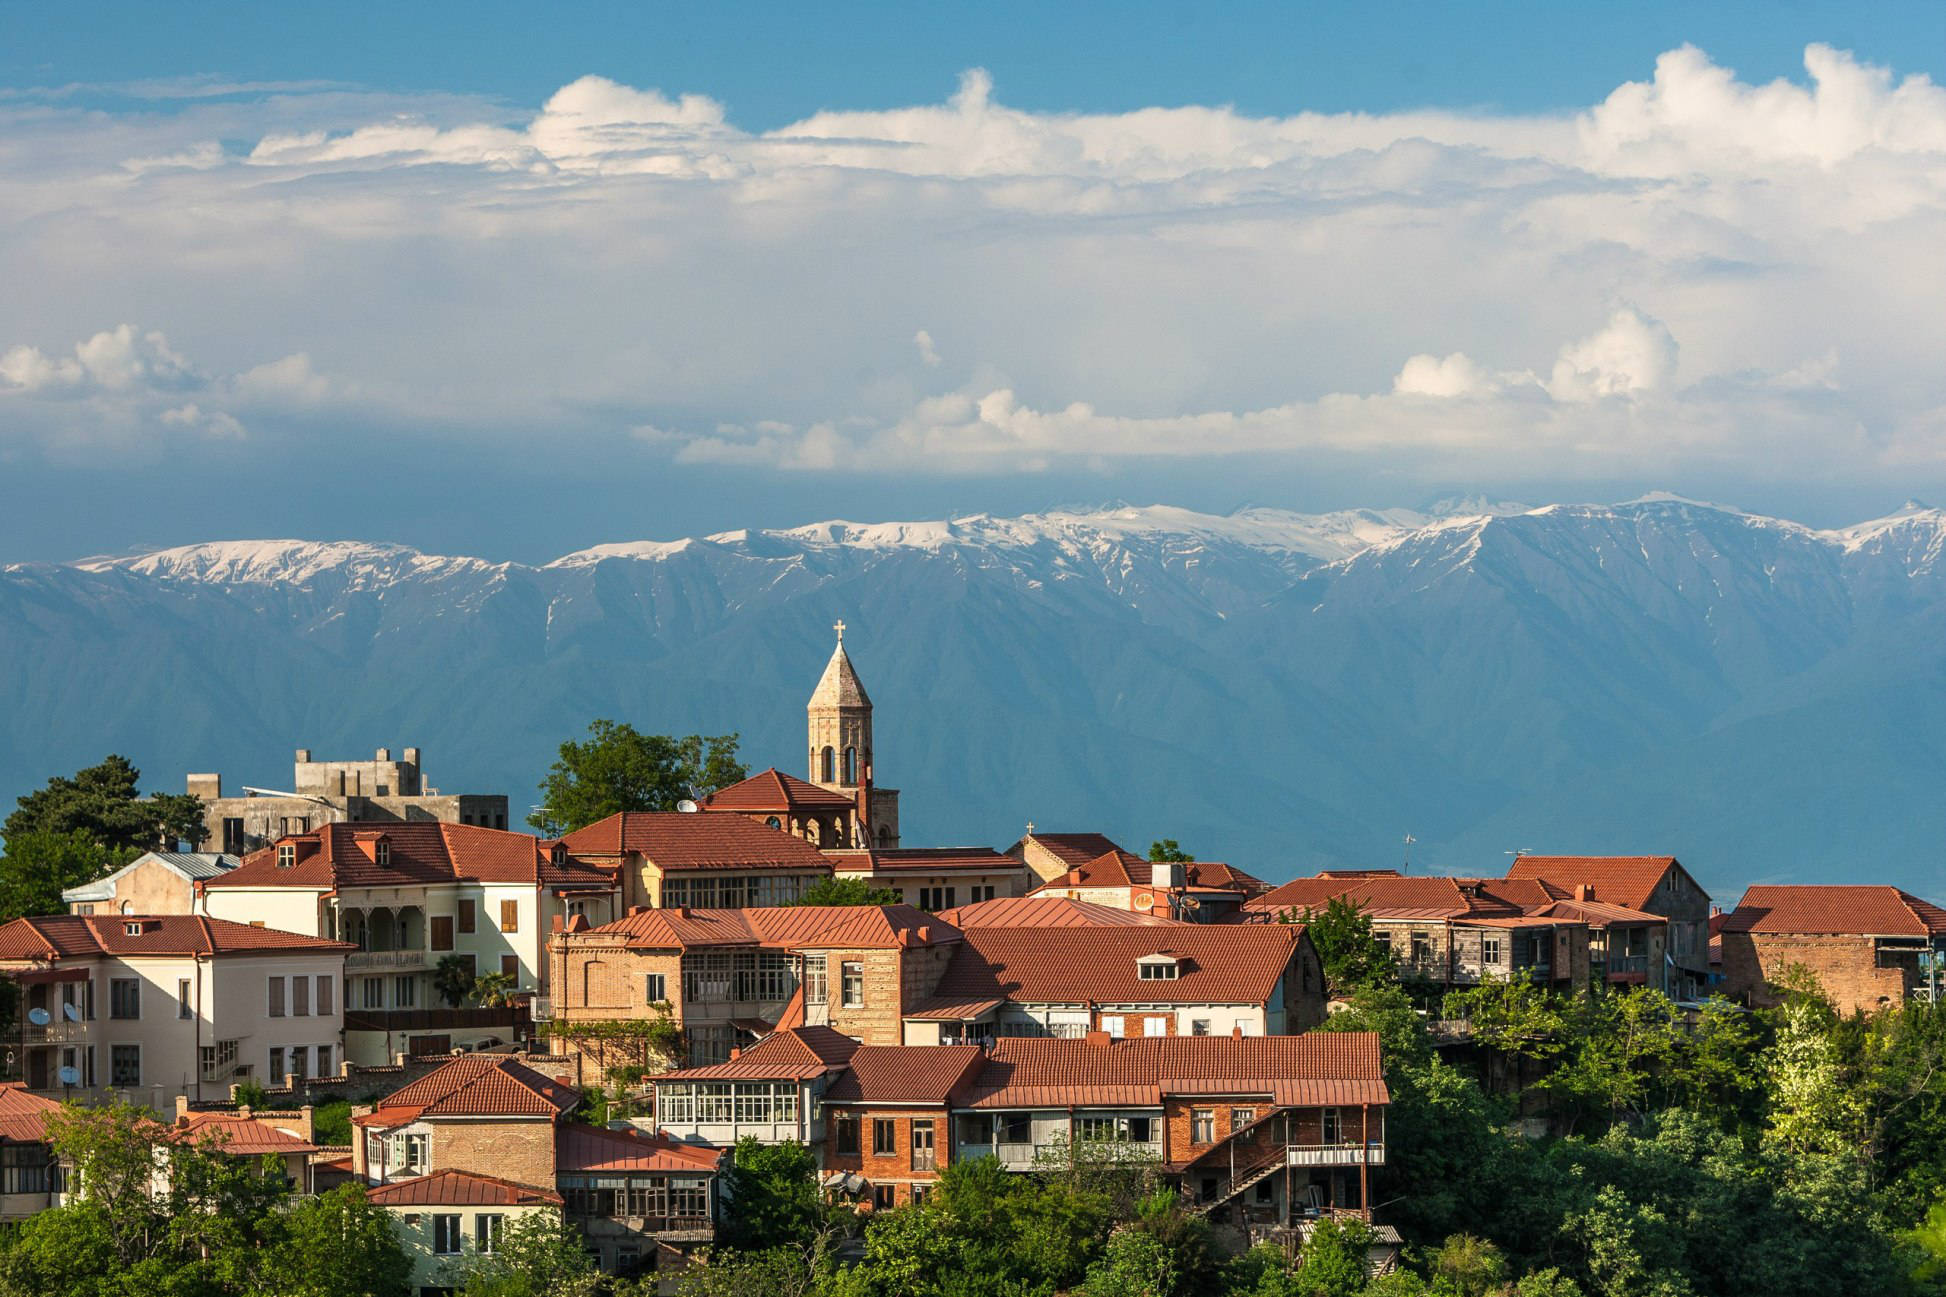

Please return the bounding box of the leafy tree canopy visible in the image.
[791,876,902,908]
[528,722,746,836]
[4,754,206,853]
[1290,895,1395,993]
[1147,840,1194,862]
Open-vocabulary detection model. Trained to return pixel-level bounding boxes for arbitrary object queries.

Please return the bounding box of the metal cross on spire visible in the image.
[833,619,846,642]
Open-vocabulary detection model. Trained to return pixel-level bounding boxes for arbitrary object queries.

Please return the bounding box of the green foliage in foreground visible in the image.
[791,876,902,907]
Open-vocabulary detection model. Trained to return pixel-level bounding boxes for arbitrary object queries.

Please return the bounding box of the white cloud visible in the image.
[0,43,1943,491]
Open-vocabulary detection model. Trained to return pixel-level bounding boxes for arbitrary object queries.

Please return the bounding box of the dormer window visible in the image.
[1136,954,1181,980]
[375,840,391,867]
[551,843,568,866]
[124,921,143,937]
[277,845,296,868]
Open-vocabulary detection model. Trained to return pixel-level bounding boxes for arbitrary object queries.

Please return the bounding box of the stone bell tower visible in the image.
[807,621,899,847]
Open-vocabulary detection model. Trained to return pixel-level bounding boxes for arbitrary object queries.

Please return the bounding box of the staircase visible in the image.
[1189,1148,1286,1215]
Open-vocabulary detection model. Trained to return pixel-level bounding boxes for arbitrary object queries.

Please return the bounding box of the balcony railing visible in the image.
[18,1021,88,1044]
[346,949,430,971]
[1286,1141,1386,1167]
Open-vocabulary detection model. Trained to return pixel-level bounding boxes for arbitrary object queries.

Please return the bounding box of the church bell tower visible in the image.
[807,621,899,847]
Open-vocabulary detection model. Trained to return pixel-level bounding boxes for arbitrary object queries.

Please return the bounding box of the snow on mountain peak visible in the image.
[74,539,502,588]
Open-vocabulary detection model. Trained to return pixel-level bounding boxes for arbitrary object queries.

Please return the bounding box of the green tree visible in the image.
[1427,1234,1509,1297]
[1147,840,1193,863]
[1289,1216,1374,1297]
[0,829,121,923]
[263,1183,413,1297]
[4,754,206,852]
[722,1138,824,1250]
[1289,896,1396,993]
[433,954,478,1008]
[791,876,902,907]
[470,971,519,1007]
[529,723,746,836]
[453,1212,600,1296]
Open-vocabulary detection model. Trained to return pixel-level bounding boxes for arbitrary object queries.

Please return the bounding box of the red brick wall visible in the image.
[1721,932,1914,1014]
[822,1103,949,1205]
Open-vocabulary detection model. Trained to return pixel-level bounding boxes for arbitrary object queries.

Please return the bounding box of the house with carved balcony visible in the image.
[646,1027,1388,1234]
[0,915,350,1106]
[197,821,618,1063]
[546,905,961,1073]
[352,1053,723,1279]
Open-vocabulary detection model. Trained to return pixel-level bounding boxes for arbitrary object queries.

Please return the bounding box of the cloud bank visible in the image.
[2,44,1944,485]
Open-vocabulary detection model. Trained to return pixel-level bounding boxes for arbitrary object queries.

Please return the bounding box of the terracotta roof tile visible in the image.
[0,1083,61,1144]
[176,1112,317,1155]
[0,915,350,961]
[365,1056,580,1121]
[704,768,858,812]
[1722,885,1946,937]
[828,847,1020,873]
[923,925,1303,1008]
[207,821,615,893]
[556,1122,723,1173]
[580,905,959,951]
[1036,851,1268,898]
[824,1045,986,1104]
[364,1168,563,1206]
[1504,856,1688,911]
[936,897,1182,929]
[559,812,833,870]
[962,1033,1387,1109]
[652,1026,861,1083]
[1011,833,1127,868]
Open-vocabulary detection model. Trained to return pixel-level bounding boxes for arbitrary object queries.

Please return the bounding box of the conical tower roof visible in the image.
[808,629,871,710]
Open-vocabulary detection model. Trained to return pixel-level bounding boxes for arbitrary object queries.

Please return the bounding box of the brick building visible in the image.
[352,1054,723,1277]
[901,924,1325,1045]
[1004,831,1129,888]
[545,905,963,1070]
[556,812,832,912]
[702,769,865,851]
[648,1028,1389,1233]
[1719,885,1946,1013]
[1504,856,1710,995]
[1245,873,1604,992]
[1026,848,1270,922]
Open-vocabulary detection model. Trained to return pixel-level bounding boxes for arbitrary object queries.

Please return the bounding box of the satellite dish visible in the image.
[57,1066,79,1086]
[675,799,699,814]
[27,1007,50,1026]
[62,1003,81,1022]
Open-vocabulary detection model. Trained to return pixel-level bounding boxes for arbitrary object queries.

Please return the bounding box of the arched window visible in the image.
[821,746,836,782]
[877,824,892,845]
[765,815,782,830]
[844,747,859,785]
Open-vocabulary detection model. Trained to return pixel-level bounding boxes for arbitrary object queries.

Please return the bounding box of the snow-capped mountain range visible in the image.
[10,494,1946,897]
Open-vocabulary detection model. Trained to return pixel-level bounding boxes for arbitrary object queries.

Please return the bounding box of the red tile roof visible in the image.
[1039,850,1268,897]
[359,1056,580,1124]
[823,1045,986,1104]
[936,897,1182,929]
[579,905,960,952]
[560,812,834,871]
[0,1083,61,1144]
[0,915,351,961]
[364,1168,563,1206]
[704,768,858,813]
[828,847,1021,873]
[652,1026,861,1083]
[1247,875,1607,926]
[1722,885,1946,937]
[556,1122,724,1173]
[209,821,616,893]
[1503,856,1689,912]
[922,925,1305,1009]
[1010,833,1128,868]
[962,1033,1387,1109]
[176,1111,317,1155]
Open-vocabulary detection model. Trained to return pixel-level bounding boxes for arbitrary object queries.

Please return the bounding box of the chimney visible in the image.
[1232,1025,1243,1039]
[186,773,222,799]
[1576,884,1594,902]
[628,905,647,917]
[294,748,311,763]
[564,914,589,933]
[1084,1030,1111,1047]
[403,747,421,768]
[175,1094,192,1120]
[375,747,391,762]
[728,1047,741,1061]
[551,915,565,933]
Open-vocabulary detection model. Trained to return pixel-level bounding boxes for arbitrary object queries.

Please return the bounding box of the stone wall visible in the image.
[1720,932,1917,1014]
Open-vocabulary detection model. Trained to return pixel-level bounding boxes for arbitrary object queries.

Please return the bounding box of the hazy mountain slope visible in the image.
[6,498,1946,899]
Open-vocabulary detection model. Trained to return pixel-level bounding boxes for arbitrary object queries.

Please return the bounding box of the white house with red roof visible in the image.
[365,1169,564,1293]
[196,820,619,1064]
[0,1083,64,1221]
[0,915,350,1106]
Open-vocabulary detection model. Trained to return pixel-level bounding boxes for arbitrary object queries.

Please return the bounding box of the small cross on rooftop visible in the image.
[833,619,846,642]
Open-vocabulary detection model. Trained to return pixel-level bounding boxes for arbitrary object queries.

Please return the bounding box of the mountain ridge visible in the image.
[7,495,1946,901]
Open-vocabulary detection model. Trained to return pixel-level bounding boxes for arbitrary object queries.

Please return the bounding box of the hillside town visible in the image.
[1,628,1943,1297]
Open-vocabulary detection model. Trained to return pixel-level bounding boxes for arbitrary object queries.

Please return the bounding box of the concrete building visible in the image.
[189,747,509,856]
[366,1170,564,1296]
[0,915,351,1106]
[63,852,239,916]
[1720,885,1946,1014]
[197,821,619,1064]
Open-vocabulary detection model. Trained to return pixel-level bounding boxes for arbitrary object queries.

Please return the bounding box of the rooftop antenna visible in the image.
[1505,848,1533,859]
[1402,834,1415,873]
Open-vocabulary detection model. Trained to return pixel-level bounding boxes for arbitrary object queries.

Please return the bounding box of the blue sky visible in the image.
[3,3,1946,561]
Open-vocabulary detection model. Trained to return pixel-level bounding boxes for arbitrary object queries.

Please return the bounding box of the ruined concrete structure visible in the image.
[188,747,508,855]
